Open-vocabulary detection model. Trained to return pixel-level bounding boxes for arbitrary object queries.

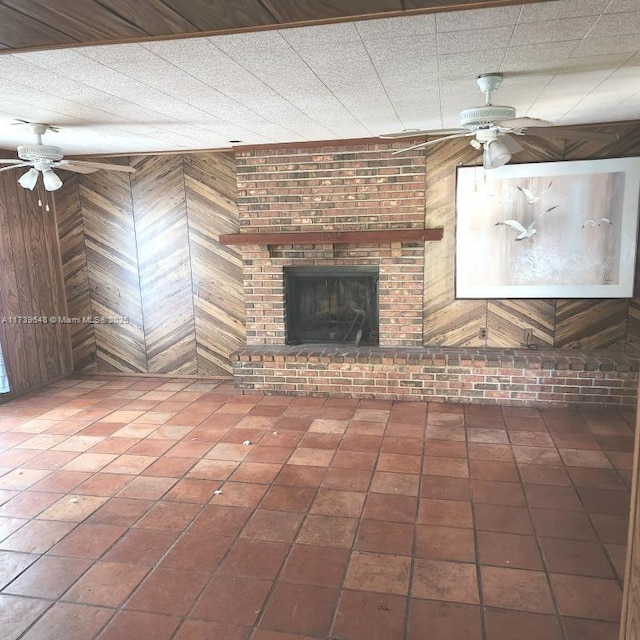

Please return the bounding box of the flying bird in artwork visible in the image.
[582,218,613,228]
[495,205,559,242]
[516,181,553,204]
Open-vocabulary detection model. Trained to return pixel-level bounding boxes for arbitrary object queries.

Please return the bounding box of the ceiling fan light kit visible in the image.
[0,122,136,194]
[383,72,616,170]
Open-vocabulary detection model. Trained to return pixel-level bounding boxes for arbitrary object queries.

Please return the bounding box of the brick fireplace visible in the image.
[226,141,638,407]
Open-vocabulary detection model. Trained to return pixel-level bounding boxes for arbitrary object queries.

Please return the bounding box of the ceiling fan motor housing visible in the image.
[17,144,64,162]
[460,105,516,129]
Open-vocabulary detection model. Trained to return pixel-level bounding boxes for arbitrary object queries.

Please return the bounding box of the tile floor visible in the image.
[0,374,635,640]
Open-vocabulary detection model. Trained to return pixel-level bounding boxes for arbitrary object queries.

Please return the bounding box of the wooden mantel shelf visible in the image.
[219,228,444,245]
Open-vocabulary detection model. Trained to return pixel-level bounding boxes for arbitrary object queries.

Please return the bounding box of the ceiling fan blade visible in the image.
[380,128,466,139]
[499,117,552,128]
[391,132,473,155]
[0,159,24,164]
[522,127,618,142]
[57,160,136,173]
[0,163,31,173]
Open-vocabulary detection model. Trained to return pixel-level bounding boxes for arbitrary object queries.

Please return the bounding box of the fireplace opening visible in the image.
[284,266,379,346]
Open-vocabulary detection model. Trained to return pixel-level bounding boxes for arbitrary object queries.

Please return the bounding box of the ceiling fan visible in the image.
[0,122,135,191]
[382,73,617,169]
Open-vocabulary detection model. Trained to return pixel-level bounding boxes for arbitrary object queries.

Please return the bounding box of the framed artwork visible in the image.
[455,157,640,298]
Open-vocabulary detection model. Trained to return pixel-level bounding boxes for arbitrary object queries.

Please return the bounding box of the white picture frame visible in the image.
[455,157,640,299]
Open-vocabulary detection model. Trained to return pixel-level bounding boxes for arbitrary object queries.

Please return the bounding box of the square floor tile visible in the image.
[219,538,289,579]
[99,611,181,640]
[259,582,338,636]
[356,520,414,556]
[484,609,563,640]
[332,590,407,640]
[281,544,349,587]
[4,555,91,599]
[408,599,482,640]
[296,515,358,548]
[415,525,475,562]
[344,551,411,595]
[539,538,614,578]
[412,558,479,604]
[0,594,52,640]
[418,498,473,528]
[362,494,418,523]
[549,574,622,621]
[126,567,209,615]
[102,528,179,565]
[481,566,554,613]
[477,531,542,570]
[16,601,111,640]
[240,509,303,542]
[63,561,147,607]
[191,575,272,625]
[310,489,366,517]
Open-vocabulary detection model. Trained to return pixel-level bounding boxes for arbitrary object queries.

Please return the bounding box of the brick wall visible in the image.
[235,142,427,347]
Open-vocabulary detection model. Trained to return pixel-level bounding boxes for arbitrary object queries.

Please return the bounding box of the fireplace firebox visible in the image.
[284,267,379,346]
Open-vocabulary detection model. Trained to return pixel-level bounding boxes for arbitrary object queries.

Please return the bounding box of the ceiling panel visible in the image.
[0,1,636,156]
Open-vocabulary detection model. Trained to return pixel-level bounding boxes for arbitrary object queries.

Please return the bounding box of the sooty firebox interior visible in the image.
[284,266,379,346]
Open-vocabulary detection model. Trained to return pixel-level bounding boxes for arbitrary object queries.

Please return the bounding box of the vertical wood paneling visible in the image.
[621,390,640,639]
[0,169,71,400]
[79,171,147,372]
[184,152,245,376]
[55,173,96,371]
[130,154,197,374]
[424,138,487,346]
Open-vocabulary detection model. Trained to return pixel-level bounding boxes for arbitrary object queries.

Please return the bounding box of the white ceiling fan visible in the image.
[382,73,618,169]
[0,122,135,191]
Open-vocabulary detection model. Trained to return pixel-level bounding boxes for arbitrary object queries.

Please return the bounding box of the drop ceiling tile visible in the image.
[571,35,640,56]
[590,11,640,37]
[363,34,438,63]
[503,41,579,64]
[510,16,597,46]
[518,0,610,22]
[605,0,640,11]
[435,5,520,31]
[436,50,507,78]
[279,22,361,47]
[355,13,436,38]
[437,26,514,55]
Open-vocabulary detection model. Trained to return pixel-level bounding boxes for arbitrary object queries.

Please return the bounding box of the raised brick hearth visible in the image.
[233,346,639,408]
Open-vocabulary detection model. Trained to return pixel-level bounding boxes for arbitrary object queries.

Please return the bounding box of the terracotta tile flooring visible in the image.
[0,374,635,640]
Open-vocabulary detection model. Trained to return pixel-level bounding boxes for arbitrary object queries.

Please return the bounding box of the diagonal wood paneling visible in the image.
[55,173,96,371]
[130,154,197,374]
[487,300,555,348]
[184,152,245,376]
[555,299,628,350]
[79,171,147,372]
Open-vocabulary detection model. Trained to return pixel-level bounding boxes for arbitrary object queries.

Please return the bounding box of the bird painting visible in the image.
[516,181,553,204]
[582,218,613,228]
[495,205,559,242]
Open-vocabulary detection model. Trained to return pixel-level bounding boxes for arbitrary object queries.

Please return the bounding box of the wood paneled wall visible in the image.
[0,169,72,400]
[55,152,244,376]
[424,122,640,351]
